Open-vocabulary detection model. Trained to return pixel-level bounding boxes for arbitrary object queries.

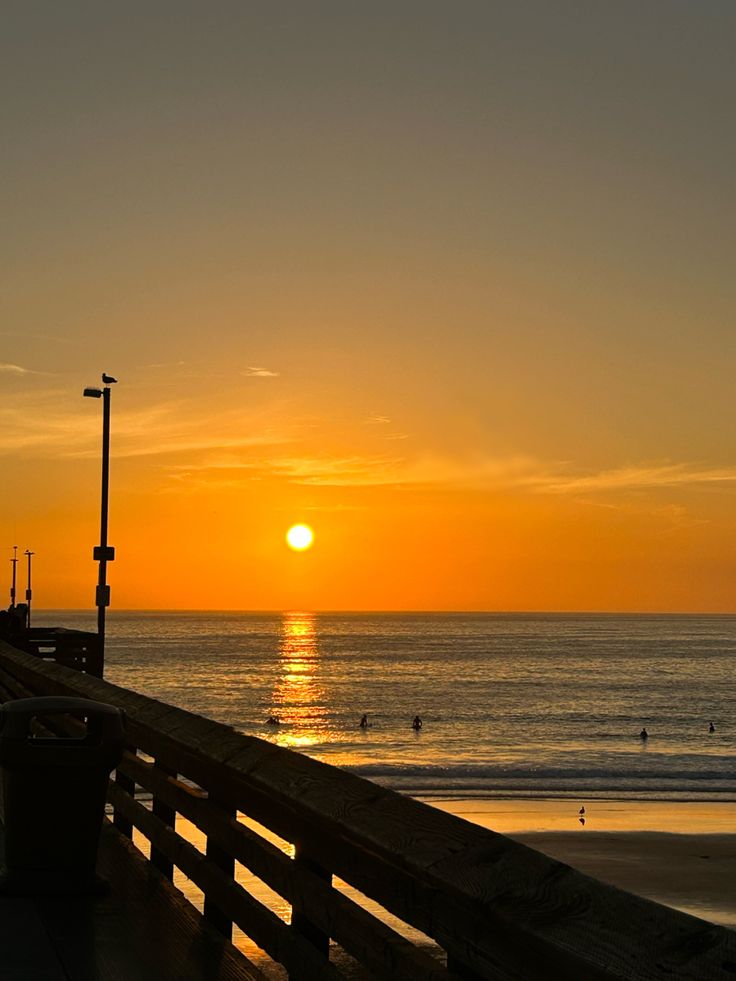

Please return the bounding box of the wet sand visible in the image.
[427,798,736,928]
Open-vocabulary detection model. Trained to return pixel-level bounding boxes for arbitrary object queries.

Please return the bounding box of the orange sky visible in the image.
[2,3,735,611]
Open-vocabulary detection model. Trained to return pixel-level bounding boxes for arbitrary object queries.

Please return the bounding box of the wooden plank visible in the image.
[0,663,36,700]
[113,763,136,838]
[291,845,331,961]
[205,795,236,939]
[0,893,69,980]
[151,759,177,879]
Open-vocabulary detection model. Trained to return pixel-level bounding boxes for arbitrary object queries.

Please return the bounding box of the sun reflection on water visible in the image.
[270,612,327,749]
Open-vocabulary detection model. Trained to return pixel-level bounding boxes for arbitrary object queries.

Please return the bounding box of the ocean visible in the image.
[35,610,736,802]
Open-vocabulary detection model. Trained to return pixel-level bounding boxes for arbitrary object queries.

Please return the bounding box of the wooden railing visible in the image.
[0,639,734,980]
[17,627,102,676]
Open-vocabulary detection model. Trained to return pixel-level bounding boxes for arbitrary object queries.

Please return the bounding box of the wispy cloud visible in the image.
[0,362,45,376]
[252,455,736,492]
[366,413,390,425]
[242,366,279,378]
[267,455,401,485]
[0,390,292,460]
[3,381,734,502]
[387,456,736,495]
[538,462,736,494]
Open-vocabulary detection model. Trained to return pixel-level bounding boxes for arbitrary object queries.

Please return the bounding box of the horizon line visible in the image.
[32,608,736,617]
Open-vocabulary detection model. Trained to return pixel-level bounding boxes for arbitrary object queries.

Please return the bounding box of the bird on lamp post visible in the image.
[83,372,118,676]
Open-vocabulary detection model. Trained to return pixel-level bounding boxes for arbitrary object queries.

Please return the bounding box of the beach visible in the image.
[433,798,736,929]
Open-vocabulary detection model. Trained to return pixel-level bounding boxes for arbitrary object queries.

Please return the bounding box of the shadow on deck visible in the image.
[0,820,261,981]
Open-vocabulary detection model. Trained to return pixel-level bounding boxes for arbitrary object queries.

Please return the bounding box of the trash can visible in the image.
[0,696,124,895]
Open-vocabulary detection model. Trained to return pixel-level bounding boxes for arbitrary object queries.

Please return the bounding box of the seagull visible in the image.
[579,816,585,826]
[579,806,585,815]
[102,373,118,384]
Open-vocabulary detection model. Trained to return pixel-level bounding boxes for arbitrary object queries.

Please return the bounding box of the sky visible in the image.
[1,1,735,612]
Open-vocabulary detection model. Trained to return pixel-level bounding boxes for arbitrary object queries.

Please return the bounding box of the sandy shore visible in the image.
[426,798,736,928]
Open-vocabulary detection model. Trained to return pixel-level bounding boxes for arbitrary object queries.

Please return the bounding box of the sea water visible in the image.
[35,611,736,801]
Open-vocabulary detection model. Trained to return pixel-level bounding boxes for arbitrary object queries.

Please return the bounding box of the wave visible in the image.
[348,762,735,780]
[344,762,736,799]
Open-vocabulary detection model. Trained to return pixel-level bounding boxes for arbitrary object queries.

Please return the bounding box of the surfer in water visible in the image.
[412,715,423,731]
[359,714,369,729]
[639,727,648,740]
[709,721,716,733]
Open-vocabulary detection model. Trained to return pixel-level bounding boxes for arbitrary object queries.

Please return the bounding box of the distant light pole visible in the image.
[10,545,17,608]
[24,550,33,628]
[83,373,118,673]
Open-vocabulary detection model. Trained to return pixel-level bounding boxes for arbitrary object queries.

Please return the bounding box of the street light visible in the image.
[24,549,33,628]
[9,544,17,608]
[83,373,117,675]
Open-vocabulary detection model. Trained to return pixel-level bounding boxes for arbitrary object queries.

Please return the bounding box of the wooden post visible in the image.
[291,843,331,976]
[150,761,177,879]
[204,797,236,940]
[113,757,136,839]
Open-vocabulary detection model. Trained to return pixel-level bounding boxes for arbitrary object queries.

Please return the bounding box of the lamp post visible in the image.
[24,550,34,628]
[9,544,17,608]
[83,373,117,674]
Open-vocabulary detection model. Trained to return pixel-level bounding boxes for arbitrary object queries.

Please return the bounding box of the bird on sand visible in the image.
[579,806,585,815]
[102,373,118,384]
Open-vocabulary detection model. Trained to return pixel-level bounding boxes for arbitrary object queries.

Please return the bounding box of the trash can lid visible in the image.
[0,696,124,740]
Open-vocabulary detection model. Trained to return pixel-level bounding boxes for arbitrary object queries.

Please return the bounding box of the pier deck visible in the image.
[0,821,262,981]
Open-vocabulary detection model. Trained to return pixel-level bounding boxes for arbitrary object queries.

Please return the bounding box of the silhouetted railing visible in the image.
[19,627,102,676]
[0,639,733,980]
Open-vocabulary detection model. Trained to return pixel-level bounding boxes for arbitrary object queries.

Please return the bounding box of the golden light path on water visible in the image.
[269,611,327,750]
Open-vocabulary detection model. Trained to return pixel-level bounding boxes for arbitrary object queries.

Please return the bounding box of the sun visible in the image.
[286,524,314,551]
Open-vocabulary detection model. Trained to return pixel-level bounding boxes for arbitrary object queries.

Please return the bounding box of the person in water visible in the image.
[412,715,423,730]
[640,727,648,740]
[266,715,280,726]
[709,721,716,733]
[359,714,368,728]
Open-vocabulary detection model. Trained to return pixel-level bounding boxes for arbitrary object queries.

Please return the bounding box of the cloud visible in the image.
[0,362,55,377]
[170,453,403,486]
[254,455,736,493]
[538,462,736,494]
[267,455,402,485]
[3,379,734,503]
[0,390,292,461]
[242,366,279,378]
[366,414,390,425]
[161,452,736,498]
[0,363,35,375]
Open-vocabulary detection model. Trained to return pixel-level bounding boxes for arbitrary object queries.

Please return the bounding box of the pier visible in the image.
[0,637,734,980]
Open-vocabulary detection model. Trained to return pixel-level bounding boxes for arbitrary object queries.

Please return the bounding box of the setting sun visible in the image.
[286,524,314,551]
